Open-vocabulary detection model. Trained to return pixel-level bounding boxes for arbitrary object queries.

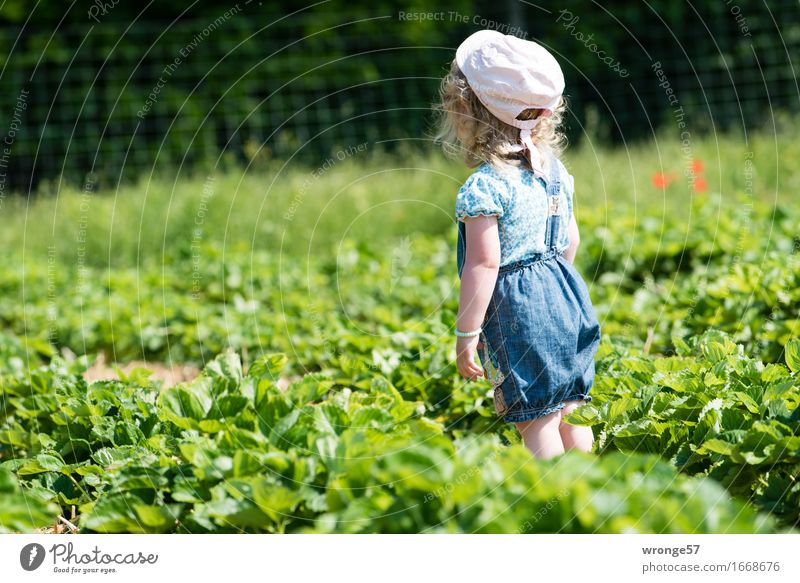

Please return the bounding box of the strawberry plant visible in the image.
[565,331,800,526]
[0,343,781,533]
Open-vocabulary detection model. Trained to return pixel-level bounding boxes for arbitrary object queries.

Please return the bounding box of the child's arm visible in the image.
[562,215,580,264]
[456,215,501,380]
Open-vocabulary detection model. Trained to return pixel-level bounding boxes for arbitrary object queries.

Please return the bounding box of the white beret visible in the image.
[455,30,565,175]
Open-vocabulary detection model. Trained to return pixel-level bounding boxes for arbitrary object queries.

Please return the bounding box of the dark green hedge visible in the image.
[0,0,796,190]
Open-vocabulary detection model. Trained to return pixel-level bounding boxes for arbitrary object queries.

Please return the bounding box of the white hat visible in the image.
[455,30,565,175]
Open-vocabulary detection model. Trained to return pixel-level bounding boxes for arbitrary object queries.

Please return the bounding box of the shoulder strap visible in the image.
[546,152,561,196]
[544,153,563,249]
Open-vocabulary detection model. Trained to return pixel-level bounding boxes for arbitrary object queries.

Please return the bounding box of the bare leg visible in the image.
[558,400,594,453]
[515,410,564,460]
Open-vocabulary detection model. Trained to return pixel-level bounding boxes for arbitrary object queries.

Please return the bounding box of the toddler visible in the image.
[435,30,601,459]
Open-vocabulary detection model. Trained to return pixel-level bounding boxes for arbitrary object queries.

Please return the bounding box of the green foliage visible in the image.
[2,0,797,186]
[0,0,475,187]
[2,129,800,533]
[586,194,800,362]
[0,345,779,533]
[0,467,61,533]
[565,330,800,526]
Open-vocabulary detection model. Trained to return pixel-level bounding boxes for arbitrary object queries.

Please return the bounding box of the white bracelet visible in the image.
[455,326,482,337]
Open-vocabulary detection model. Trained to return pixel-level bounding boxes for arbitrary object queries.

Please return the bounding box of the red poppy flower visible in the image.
[693,177,708,192]
[692,160,704,173]
[651,172,672,189]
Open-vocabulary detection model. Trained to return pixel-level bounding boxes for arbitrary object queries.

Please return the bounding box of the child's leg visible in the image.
[515,410,564,460]
[558,400,594,453]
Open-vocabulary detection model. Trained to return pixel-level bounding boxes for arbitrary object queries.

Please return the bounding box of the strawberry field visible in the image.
[1,129,799,534]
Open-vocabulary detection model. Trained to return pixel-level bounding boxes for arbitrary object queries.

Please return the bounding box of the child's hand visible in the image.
[456,335,485,380]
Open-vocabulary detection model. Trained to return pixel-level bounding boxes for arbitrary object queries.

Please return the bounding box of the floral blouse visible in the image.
[455,158,575,266]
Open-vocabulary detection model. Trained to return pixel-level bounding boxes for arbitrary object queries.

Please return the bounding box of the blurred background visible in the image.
[0,0,797,190]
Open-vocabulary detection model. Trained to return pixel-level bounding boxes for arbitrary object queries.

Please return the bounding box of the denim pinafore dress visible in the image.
[456,156,601,424]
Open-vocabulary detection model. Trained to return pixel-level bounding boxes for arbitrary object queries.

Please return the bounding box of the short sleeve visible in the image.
[455,171,506,222]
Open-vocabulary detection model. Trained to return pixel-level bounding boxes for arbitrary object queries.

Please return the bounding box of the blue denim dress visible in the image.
[456,156,601,423]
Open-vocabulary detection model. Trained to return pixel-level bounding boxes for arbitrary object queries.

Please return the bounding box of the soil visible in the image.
[81,353,293,390]
[82,353,201,387]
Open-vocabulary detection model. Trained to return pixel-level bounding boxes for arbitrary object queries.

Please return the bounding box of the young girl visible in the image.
[436,30,601,460]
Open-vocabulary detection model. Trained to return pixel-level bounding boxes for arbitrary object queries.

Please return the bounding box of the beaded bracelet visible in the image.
[454,327,482,337]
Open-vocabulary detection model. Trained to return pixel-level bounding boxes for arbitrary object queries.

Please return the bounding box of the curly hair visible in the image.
[433,59,568,169]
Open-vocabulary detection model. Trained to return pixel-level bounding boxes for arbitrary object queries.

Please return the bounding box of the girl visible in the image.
[435,30,601,460]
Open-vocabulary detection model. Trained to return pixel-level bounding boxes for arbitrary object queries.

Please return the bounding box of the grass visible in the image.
[0,117,796,271]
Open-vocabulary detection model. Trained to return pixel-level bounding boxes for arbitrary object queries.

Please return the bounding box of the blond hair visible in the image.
[433,59,568,169]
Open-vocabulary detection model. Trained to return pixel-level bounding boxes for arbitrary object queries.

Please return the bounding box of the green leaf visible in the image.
[612,419,669,454]
[785,338,800,373]
[207,395,249,419]
[251,479,303,522]
[197,419,227,433]
[248,353,288,379]
[204,350,243,386]
[0,468,19,493]
[232,450,265,477]
[157,377,214,429]
[16,453,64,476]
[731,392,759,414]
[563,404,601,425]
[113,421,146,446]
[702,341,727,363]
[672,336,692,356]
[81,494,182,533]
[697,439,736,456]
[91,446,152,468]
[134,503,184,530]
[285,374,332,406]
[0,469,60,533]
[197,486,270,529]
